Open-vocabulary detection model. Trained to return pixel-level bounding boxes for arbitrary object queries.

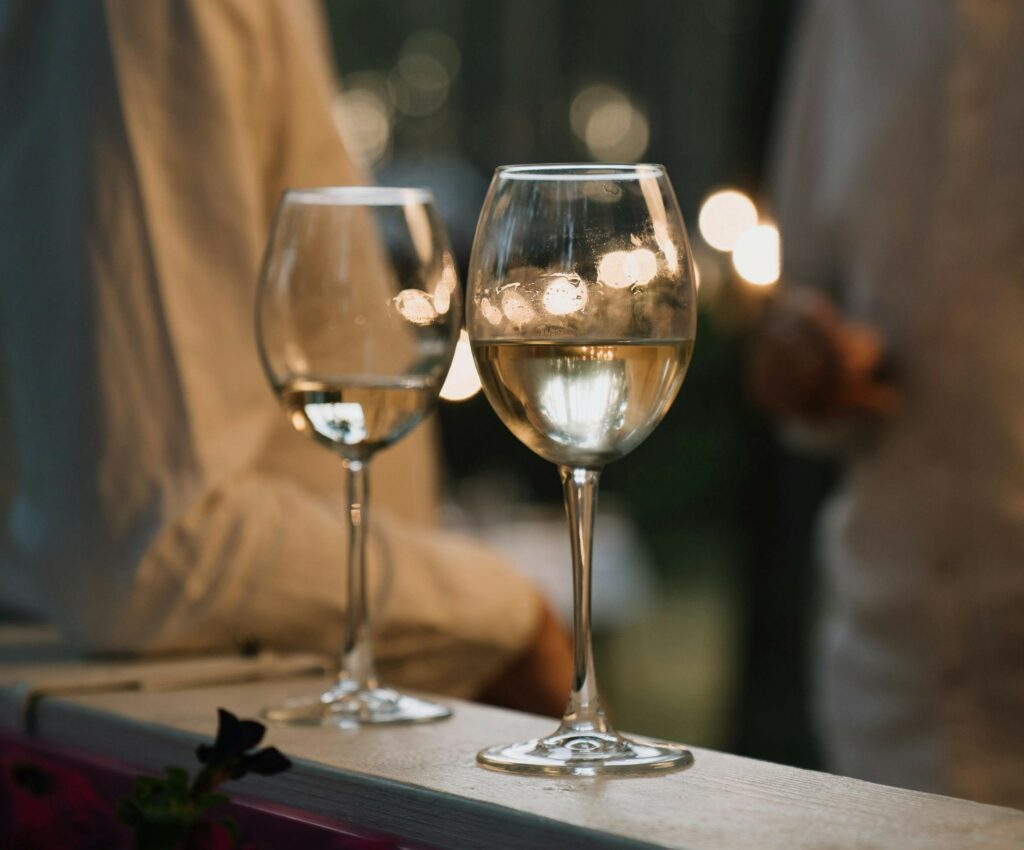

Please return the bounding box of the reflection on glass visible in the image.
[394,288,439,325]
[307,400,368,445]
[597,248,659,288]
[537,354,627,449]
[480,296,504,326]
[500,285,536,326]
[542,274,588,316]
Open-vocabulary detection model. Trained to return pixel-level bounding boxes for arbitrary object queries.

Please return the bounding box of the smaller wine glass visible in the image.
[255,187,460,727]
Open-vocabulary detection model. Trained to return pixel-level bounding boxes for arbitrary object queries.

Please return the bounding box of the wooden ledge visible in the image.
[19,676,1024,850]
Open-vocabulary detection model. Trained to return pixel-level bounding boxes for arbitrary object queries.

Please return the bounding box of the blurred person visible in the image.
[750,1,1024,806]
[0,0,570,715]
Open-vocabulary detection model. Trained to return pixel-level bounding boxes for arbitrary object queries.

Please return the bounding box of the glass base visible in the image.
[477,729,694,776]
[261,680,452,728]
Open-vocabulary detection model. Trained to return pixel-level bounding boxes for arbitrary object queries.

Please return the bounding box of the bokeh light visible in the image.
[698,188,759,252]
[394,30,457,117]
[732,224,781,286]
[403,29,461,77]
[440,330,482,402]
[570,84,649,161]
[339,30,460,157]
[500,286,535,326]
[393,289,438,324]
[542,275,588,315]
[334,72,392,165]
[480,296,503,326]
[433,281,451,314]
[597,249,659,289]
[433,259,458,315]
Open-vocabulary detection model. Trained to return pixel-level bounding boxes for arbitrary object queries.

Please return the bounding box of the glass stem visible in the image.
[557,465,613,738]
[341,458,378,691]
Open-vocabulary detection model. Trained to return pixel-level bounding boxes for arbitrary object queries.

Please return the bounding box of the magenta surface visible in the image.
[0,732,434,849]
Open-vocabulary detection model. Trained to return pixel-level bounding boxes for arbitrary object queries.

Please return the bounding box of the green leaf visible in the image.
[117,797,144,827]
[132,776,164,800]
[194,792,230,813]
[164,766,191,796]
[115,708,294,850]
[219,816,240,840]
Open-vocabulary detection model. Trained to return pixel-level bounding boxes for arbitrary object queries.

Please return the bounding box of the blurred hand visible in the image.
[476,596,572,718]
[747,288,898,422]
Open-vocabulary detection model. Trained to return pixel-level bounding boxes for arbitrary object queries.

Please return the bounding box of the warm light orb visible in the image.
[698,189,758,252]
[480,296,503,326]
[569,84,649,161]
[732,224,781,286]
[597,249,659,289]
[441,260,459,291]
[394,30,456,117]
[393,289,437,325]
[542,275,588,315]
[500,286,535,326]
[433,261,457,315]
[440,330,482,401]
[334,81,392,165]
[597,251,632,288]
[433,281,450,314]
[630,248,658,285]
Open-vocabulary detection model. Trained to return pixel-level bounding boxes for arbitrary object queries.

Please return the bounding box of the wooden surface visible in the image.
[24,675,1024,850]
[0,630,329,731]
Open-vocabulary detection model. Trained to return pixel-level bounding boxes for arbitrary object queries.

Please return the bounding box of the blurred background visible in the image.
[322,0,826,769]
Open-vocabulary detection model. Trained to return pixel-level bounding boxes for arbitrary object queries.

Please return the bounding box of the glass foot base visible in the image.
[477,730,693,776]
[262,682,452,728]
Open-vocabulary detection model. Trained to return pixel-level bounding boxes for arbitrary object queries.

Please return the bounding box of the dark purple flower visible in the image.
[192,709,291,795]
[196,709,267,766]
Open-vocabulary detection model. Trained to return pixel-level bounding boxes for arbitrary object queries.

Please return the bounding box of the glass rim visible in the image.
[495,163,666,182]
[282,186,434,205]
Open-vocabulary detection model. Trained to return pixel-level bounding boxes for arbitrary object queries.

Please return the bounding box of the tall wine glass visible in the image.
[468,164,697,775]
[256,187,460,727]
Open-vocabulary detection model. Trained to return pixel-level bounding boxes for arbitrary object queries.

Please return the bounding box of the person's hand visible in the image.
[747,288,898,422]
[476,596,573,718]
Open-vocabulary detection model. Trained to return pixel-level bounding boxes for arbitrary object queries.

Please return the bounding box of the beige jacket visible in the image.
[0,0,539,698]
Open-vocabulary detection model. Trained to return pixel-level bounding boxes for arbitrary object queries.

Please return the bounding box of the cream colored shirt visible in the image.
[774,0,1024,807]
[0,0,539,698]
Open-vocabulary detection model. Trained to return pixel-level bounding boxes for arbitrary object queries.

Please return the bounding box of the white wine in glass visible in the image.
[278,377,439,456]
[256,187,460,727]
[473,340,694,468]
[468,165,697,775]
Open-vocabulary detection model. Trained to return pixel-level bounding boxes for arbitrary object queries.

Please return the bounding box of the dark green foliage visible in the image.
[117,709,291,850]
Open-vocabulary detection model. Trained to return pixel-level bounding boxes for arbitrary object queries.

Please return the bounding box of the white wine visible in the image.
[473,339,694,467]
[277,377,438,460]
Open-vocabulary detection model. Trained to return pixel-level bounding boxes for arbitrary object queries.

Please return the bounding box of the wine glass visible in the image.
[256,187,460,727]
[467,164,697,775]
